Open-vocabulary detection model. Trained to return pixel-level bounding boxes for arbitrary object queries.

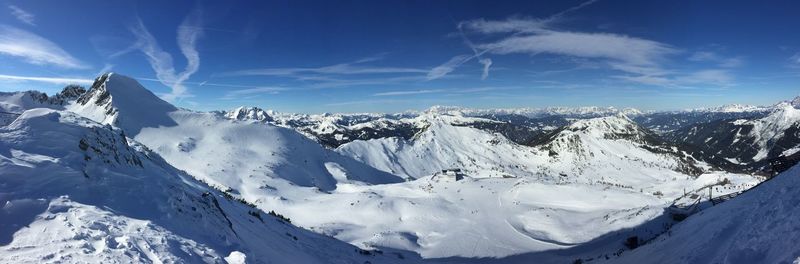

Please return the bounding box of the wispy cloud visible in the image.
[479,58,492,80]
[426,19,504,81]
[459,17,547,34]
[479,30,677,68]
[372,89,446,96]
[221,86,288,100]
[792,53,800,65]
[372,86,515,97]
[427,54,473,80]
[129,7,203,102]
[96,63,114,76]
[456,86,516,93]
[543,0,599,24]
[0,74,92,85]
[678,69,734,86]
[0,25,87,68]
[217,54,437,94]
[8,5,35,26]
[458,0,598,34]
[134,76,286,99]
[615,69,735,88]
[223,56,427,77]
[456,1,738,90]
[325,98,453,107]
[463,23,680,81]
[688,51,743,68]
[432,0,612,80]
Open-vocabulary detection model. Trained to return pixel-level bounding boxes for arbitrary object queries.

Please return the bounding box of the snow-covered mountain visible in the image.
[60,74,761,259]
[68,73,179,135]
[632,99,797,134]
[0,109,401,264]
[687,103,773,113]
[422,105,645,118]
[68,73,402,194]
[632,111,769,134]
[260,113,758,259]
[218,105,642,148]
[0,85,86,125]
[790,96,800,108]
[1,73,795,263]
[224,106,273,123]
[666,101,800,174]
[219,100,789,153]
[337,113,705,180]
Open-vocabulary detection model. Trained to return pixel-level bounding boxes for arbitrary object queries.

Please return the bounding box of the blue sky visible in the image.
[1,0,799,113]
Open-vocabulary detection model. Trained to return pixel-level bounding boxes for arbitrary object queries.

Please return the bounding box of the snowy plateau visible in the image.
[1,73,799,264]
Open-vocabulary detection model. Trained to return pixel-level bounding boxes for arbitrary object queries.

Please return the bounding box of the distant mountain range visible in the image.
[220,94,800,176]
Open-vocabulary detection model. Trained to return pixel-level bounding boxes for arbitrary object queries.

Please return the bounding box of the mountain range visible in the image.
[1,72,798,263]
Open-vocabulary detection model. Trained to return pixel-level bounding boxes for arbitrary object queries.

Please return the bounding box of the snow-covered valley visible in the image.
[1,73,798,263]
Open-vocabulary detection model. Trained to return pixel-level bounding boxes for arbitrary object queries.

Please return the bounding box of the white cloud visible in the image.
[372,89,446,96]
[479,58,492,80]
[223,57,426,77]
[790,53,800,66]
[460,14,738,89]
[427,54,472,80]
[442,1,660,81]
[688,51,743,68]
[616,69,734,88]
[458,0,598,34]
[678,69,733,86]
[0,74,92,85]
[456,86,516,93]
[221,86,288,100]
[130,8,203,102]
[0,25,87,68]
[459,17,547,34]
[429,24,494,80]
[688,51,717,62]
[325,98,450,107]
[8,5,35,26]
[480,30,676,67]
[372,86,514,97]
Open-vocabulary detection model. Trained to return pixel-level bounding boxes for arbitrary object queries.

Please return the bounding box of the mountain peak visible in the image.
[225,106,273,122]
[567,114,639,135]
[69,72,177,135]
[789,95,800,108]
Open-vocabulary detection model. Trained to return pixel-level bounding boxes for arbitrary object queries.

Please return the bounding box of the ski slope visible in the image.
[0,109,403,264]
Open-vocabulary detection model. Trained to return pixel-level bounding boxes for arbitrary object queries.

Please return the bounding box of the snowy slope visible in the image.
[0,85,85,125]
[337,113,704,185]
[611,164,800,264]
[68,73,402,195]
[304,113,761,258]
[257,171,755,259]
[68,73,179,135]
[0,109,402,264]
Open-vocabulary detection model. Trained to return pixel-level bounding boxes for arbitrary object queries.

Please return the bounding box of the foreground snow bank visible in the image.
[613,164,800,264]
